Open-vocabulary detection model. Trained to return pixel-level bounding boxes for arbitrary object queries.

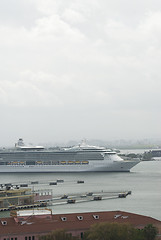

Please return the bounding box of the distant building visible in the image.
[0,187,50,211]
[34,189,52,202]
[0,187,33,209]
[0,210,161,240]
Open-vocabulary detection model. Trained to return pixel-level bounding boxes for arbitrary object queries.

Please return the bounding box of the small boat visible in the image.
[93,196,102,201]
[61,194,68,199]
[118,193,127,198]
[67,199,76,204]
[77,180,84,184]
[49,182,57,185]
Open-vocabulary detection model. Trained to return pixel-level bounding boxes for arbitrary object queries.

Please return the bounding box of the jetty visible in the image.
[0,179,131,211]
[50,190,131,206]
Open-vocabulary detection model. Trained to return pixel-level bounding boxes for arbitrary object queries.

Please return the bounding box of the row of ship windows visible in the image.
[0,154,103,159]
[0,161,89,165]
[0,152,101,155]
[1,156,102,160]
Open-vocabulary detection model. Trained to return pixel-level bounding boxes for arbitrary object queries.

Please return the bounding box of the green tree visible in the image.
[128,228,145,240]
[39,229,79,240]
[84,222,144,240]
[143,224,158,240]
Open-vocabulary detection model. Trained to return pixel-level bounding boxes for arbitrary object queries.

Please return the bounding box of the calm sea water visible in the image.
[0,160,161,220]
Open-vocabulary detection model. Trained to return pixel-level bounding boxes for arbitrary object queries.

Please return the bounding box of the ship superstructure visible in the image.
[0,139,140,172]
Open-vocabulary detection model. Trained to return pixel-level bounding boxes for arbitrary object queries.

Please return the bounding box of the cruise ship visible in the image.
[0,139,140,173]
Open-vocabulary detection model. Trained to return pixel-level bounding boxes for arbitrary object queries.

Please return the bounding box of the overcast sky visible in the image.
[0,0,161,146]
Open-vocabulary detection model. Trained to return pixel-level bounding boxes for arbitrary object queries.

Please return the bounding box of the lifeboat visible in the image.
[36,161,42,164]
[68,161,74,164]
[75,161,80,164]
[82,161,89,164]
[61,161,66,164]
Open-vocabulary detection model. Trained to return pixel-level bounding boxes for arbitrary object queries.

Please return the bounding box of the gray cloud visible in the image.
[0,0,161,146]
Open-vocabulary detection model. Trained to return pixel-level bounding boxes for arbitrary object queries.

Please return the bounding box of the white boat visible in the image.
[0,139,140,173]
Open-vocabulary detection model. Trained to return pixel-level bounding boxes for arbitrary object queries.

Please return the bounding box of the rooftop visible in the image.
[0,210,161,236]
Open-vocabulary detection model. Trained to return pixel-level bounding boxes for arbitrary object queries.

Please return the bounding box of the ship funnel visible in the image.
[15,138,25,148]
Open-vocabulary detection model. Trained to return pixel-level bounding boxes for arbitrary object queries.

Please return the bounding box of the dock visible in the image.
[49,190,131,206]
[0,179,131,211]
[0,202,47,212]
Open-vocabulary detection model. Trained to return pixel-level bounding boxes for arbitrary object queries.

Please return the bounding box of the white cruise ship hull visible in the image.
[0,160,139,173]
[0,139,140,173]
